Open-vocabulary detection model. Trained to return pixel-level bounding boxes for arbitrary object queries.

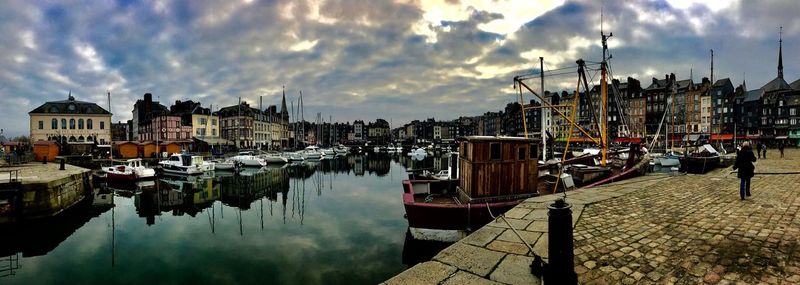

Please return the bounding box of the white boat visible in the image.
[303,146,322,160]
[321,148,336,158]
[231,151,267,167]
[103,159,156,181]
[213,159,236,171]
[286,151,305,162]
[432,170,450,180]
[334,146,349,155]
[159,154,205,175]
[262,153,289,164]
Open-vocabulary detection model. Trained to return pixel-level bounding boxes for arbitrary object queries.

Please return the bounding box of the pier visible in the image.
[386,149,800,284]
[0,162,92,223]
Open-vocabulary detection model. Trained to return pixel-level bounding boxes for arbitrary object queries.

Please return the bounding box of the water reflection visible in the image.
[0,153,455,284]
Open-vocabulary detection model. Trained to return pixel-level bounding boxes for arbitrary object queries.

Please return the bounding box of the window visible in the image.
[38,120,43,129]
[212,119,217,126]
[69,119,75,129]
[518,145,526,160]
[51,119,57,129]
[490,143,501,160]
[87,119,93,129]
[61,119,67,129]
[78,119,84,129]
[791,108,797,116]
[100,121,105,129]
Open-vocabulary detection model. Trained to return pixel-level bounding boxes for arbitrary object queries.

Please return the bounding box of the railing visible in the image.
[0,169,20,183]
[3,154,34,165]
[0,253,20,278]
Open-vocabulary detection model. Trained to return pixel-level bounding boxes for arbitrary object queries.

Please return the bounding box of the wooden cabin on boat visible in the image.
[457,136,539,202]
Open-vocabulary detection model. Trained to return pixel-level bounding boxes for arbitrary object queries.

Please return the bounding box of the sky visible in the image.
[1,0,799,137]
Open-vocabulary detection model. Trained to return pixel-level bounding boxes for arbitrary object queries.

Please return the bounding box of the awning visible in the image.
[195,137,233,145]
[711,134,733,141]
[613,137,643,143]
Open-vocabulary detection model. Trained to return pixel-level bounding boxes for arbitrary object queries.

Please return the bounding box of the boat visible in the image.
[230,151,267,167]
[159,154,206,175]
[103,159,156,181]
[213,159,237,171]
[402,136,540,241]
[286,151,305,162]
[679,144,720,174]
[321,148,336,158]
[333,145,349,155]
[303,146,322,160]
[658,152,681,167]
[261,153,289,164]
[431,170,450,180]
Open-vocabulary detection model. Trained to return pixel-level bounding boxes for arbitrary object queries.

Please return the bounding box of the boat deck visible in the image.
[412,194,459,205]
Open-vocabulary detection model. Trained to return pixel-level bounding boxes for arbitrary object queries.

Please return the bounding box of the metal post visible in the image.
[60,158,65,170]
[547,198,577,284]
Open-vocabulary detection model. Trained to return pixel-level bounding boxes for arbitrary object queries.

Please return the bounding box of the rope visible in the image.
[486,203,536,254]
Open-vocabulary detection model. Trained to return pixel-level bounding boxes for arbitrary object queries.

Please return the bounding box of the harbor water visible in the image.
[0,154,448,284]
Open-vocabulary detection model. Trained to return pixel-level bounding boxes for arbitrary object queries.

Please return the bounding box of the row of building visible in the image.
[28,91,396,155]
[395,37,800,147]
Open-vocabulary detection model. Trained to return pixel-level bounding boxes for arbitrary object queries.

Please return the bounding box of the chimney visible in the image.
[652,77,658,85]
[670,73,676,82]
[144,93,152,115]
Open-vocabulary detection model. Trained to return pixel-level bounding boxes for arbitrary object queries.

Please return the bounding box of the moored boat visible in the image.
[103,159,156,181]
[402,136,540,241]
[679,144,720,174]
[231,151,267,167]
[159,154,206,175]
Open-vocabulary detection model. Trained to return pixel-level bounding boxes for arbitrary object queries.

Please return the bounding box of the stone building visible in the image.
[29,93,112,146]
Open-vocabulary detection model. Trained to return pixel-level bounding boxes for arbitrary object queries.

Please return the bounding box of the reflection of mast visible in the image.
[260,197,264,230]
[111,189,116,267]
[206,202,215,234]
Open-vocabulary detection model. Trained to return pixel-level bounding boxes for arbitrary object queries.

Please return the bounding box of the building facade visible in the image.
[29,94,112,145]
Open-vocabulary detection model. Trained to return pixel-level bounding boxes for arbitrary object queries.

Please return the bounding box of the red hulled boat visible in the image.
[402,136,540,241]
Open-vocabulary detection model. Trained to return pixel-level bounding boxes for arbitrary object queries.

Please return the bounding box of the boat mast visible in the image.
[108,90,113,160]
[540,57,546,161]
[600,14,612,166]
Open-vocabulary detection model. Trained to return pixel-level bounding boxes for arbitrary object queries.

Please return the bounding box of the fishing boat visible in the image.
[658,152,681,167]
[159,154,206,175]
[402,136,539,241]
[679,144,720,174]
[103,159,156,181]
[230,151,267,167]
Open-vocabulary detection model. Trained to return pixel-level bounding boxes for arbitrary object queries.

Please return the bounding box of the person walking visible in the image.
[761,143,767,159]
[733,142,757,200]
[779,142,785,158]
[756,142,763,158]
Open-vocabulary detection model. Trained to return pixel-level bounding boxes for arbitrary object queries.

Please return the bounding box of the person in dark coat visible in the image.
[779,142,785,158]
[761,143,767,159]
[733,142,757,200]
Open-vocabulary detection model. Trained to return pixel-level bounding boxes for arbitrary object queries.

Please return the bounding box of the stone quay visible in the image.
[386,148,800,284]
[0,162,92,223]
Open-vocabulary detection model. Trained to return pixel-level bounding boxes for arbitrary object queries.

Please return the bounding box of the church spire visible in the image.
[280,85,289,121]
[778,26,784,79]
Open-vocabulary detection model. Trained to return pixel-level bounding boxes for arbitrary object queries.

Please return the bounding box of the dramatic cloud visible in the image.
[1,0,799,137]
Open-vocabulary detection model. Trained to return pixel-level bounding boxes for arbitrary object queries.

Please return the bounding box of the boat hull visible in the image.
[679,156,720,174]
[402,180,522,232]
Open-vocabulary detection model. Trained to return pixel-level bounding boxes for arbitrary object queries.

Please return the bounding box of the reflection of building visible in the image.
[29,93,112,145]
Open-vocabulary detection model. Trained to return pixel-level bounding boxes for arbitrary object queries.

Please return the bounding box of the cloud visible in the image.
[1,0,800,137]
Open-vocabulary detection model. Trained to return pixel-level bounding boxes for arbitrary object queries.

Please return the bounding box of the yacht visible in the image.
[231,151,267,167]
[159,154,205,175]
[261,153,289,164]
[286,151,305,162]
[303,146,322,160]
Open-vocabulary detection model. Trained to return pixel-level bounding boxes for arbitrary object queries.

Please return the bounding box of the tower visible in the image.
[778,26,784,79]
[280,85,289,123]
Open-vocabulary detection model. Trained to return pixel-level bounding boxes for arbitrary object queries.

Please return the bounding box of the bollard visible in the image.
[43,156,47,164]
[60,159,65,170]
[546,198,577,284]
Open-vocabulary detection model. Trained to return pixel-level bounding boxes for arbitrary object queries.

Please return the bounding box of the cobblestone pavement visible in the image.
[385,149,800,285]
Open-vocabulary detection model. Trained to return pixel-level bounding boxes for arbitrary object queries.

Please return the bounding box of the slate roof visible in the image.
[790,78,800,90]
[761,76,791,93]
[645,79,669,90]
[675,79,692,90]
[744,89,762,102]
[29,95,111,115]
